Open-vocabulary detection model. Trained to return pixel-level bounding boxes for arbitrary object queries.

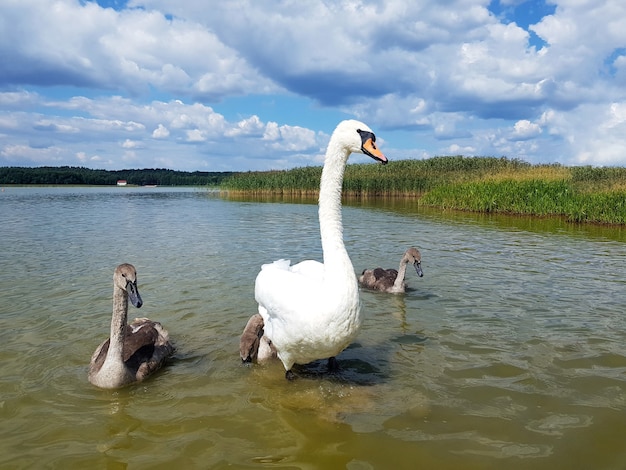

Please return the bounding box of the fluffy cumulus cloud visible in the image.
[0,0,625,170]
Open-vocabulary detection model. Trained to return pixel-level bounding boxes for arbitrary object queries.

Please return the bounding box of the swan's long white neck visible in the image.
[108,284,128,361]
[318,138,354,282]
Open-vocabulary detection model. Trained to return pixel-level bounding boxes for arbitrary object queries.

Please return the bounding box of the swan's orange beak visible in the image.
[362,137,388,165]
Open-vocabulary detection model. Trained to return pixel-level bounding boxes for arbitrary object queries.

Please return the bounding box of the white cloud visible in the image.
[511,119,542,140]
[266,125,317,152]
[448,143,478,155]
[1,0,626,170]
[152,124,170,138]
[263,122,281,142]
[121,139,142,149]
[225,116,265,138]
[185,129,206,142]
[1,144,66,165]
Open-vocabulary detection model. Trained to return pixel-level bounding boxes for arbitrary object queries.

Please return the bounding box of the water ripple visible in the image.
[1,187,626,469]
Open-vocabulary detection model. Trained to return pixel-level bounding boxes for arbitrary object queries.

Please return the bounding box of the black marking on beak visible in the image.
[357,129,387,164]
[126,280,143,308]
[414,261,424,277]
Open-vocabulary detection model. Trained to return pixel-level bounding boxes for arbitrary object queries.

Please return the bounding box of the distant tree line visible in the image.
[0,166,234,186]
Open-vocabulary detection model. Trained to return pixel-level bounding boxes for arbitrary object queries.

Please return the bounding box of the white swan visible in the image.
[254,120,388,379]
[359,247,424,294]
[88,263,174,389]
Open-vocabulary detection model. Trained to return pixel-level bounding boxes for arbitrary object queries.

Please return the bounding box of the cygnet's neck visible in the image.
[392,259,409,292]
[108,285,128,359]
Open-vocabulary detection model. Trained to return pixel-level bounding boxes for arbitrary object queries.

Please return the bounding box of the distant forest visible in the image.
[0,166,234,186]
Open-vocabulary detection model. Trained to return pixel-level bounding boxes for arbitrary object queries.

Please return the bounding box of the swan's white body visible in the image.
[88,263,174,389]
[254,120,387,376]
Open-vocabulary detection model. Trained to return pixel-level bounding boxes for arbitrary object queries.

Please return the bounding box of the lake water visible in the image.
[1,186,625,469]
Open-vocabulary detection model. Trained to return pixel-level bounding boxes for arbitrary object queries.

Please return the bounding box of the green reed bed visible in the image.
[223,157,527,195]
[221,156,626,224]
[421,179,625,224]
[225,167,321,194]
[422,164,626,223]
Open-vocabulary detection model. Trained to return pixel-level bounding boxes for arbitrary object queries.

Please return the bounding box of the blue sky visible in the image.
[1,0,626,171]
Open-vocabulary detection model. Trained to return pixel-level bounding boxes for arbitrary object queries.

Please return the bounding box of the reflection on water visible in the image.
[1,186,625,469]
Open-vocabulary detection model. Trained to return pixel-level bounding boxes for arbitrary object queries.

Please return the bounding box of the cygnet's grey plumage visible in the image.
[240,313,277,363]
[359,247,424,294]
[88,263,174,389]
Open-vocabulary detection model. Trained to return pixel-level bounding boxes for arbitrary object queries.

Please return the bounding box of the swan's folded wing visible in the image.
[122,322,159,362]
[373,267,397,281]
[289,259,324,281]
[260,259,291,271]
[255,260,324,322]
[259,259,324,279]
[89,339,110,372]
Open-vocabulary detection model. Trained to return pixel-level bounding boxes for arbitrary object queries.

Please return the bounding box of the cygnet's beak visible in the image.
[126,280,143,308]
[414,261,424,277]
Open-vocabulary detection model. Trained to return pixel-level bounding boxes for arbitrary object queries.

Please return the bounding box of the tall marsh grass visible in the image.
[221,156,626,225]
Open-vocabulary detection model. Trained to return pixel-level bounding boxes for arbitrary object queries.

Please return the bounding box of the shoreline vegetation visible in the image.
[0,166,232,186]
[221,156,626,225]
[2,156,626,225]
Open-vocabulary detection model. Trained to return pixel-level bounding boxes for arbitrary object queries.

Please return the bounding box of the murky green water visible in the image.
[1,186,625,469]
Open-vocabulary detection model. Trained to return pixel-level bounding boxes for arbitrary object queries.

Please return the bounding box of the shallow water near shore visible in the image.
[1,186,625,469]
